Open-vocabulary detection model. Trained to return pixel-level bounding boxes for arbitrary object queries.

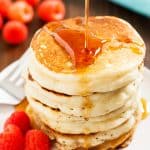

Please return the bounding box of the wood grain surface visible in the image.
[0,0,149,70]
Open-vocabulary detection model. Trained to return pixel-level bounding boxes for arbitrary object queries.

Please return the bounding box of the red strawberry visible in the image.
[4,111,31,134]
[25,129,50,150]
[0,124,24,150]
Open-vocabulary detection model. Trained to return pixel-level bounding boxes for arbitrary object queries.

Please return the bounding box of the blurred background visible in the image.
[0,0,150,70]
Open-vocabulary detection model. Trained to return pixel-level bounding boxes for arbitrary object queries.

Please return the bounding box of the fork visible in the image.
[0,49,30,105]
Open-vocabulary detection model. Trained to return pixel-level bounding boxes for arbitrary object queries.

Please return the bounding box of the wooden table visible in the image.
[0,0,150,70]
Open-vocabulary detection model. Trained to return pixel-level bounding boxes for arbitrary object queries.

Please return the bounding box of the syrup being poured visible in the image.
[50,0,140,69]
[84,0,89,49]
[51,0,102,69]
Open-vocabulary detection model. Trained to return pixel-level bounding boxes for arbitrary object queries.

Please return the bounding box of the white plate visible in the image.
[0,68,150,150]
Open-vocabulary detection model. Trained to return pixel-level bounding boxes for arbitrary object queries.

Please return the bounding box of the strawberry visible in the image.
[25,129,50,150]
[0,124,24,150]
[4,111,31,134]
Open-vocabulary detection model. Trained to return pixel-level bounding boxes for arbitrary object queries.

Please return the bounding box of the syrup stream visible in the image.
[85,0,89,49]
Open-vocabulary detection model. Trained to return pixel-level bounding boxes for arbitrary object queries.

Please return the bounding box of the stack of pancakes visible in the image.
[24,16,146,149]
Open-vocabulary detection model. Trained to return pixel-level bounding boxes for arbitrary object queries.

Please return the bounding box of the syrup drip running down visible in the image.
[141,98,150,120]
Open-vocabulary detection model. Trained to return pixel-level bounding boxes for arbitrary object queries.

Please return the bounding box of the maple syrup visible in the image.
[47,0,141,70]
[49,0,103,69]
[130,46,142,55]
[84,0,89,48]
[52,28,102,69]
[82,96,93,118]
[141,98,150,120]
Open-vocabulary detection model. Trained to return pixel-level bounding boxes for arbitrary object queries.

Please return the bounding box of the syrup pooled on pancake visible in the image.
[52,28,102,69]
[31,17,145,73]
[51,22,142,69]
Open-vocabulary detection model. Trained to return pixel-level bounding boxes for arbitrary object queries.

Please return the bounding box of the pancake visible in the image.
[28,52,143,95]
[29,16,145,95]
[27,96,139,134]
[26,105,141,150]
[25,72,141,117]
[31,16,145,73]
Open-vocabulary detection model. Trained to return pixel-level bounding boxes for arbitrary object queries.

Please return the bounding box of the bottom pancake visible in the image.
[26,105,141,150]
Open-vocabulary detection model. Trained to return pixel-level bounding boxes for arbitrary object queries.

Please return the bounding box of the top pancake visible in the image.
[31,16,145,73]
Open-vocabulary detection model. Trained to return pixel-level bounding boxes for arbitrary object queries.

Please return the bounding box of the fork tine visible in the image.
[0,61,19,81]
[9,61,29,82]
[0,50,30,103]
[0,79,25,100]
[9,50,30,82]
[9,67,23,82]
[15,78,24,87]
[0,88,20,105]
[19,49,31,63]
